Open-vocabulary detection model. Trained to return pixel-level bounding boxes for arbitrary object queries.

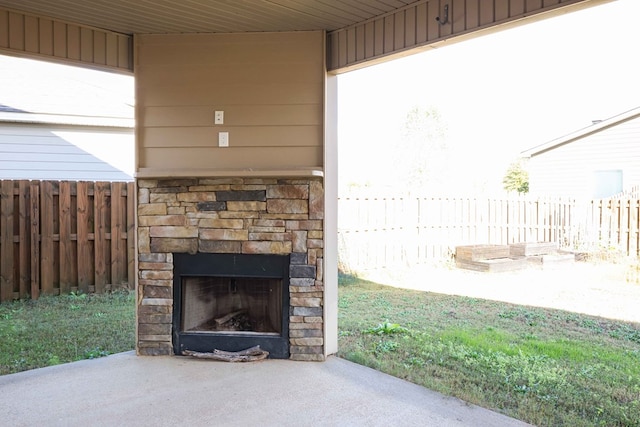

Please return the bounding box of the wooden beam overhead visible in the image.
[0,0,609,73]
[326,0,610,72]
[0,7,132,73]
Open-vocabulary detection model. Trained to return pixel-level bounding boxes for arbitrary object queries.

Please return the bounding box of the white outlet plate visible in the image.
[214,110,224,124]
[218,131,229,147]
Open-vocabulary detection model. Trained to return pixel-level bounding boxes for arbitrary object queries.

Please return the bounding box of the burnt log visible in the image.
[215,309,248,325]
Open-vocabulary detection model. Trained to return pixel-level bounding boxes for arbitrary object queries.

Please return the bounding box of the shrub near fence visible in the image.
[338,196,640,272]
[0,180,135,302]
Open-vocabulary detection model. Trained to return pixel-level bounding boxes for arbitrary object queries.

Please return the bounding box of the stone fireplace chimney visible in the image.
[133,30,332,361]
[136,177,325,361]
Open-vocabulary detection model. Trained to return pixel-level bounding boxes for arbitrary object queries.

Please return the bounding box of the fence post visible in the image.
[127,182,136,287]
[30,183,40,300]
[18,181,30,298]
[1,181,15,302]
[111,181,126,287]
[39,181,55,295]
[631,199,639,257]
[94,182,109,293]
[404,194,419,265]
[59,181,73,294]
[76,182,92,293]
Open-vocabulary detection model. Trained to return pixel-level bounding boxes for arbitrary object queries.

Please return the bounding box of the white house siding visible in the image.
[0,123,134,181]
[528,115,640,199]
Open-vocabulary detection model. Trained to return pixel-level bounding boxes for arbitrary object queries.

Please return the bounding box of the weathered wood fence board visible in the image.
[77,181,91,293]
[29,183,39,299]
[0,180,135,302]
[1,180,14,302]
[338,196,640,272]
[7,186,638,298]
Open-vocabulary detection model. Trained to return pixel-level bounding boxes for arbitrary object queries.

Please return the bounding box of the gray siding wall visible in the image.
[528,115,640,198]
[0,123,134,181]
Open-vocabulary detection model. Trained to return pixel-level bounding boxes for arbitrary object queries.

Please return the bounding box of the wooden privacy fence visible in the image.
[338,196,640,272]
[0,180,135,302]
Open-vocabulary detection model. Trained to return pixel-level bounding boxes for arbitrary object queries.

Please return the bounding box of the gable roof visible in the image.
[0,111,134,128]
[521,106,640,158]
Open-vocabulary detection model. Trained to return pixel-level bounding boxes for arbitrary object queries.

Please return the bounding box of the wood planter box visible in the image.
[456,257,528,273]
[526,253,575,267]
[509,242,558,257]
[456,245,510,261]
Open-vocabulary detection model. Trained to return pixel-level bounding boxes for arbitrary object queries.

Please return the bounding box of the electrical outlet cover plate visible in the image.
[218,132,229,147]
[214,111,224,124]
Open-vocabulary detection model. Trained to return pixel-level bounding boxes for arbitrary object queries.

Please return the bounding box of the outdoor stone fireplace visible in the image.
[173,252,290,358]
[136,177,325,361]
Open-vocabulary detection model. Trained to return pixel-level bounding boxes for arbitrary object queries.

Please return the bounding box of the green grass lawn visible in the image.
[338,274,640,427]
[2,276,640,426]
[0,291,135,375]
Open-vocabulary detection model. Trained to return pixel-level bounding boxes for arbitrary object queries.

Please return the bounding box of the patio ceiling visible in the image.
[0,0,419,34]
[0,0,609,72]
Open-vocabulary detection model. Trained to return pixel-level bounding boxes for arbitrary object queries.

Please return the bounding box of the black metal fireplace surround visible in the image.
[172,253,290,359]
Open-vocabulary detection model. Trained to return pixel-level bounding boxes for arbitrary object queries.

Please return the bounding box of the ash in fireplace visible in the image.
[190,309,262,332]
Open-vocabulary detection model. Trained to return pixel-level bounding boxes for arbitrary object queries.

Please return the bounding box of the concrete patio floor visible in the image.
[1,351,530,426]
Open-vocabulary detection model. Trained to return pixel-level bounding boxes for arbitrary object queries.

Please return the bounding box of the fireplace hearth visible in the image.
[173,252,290,358]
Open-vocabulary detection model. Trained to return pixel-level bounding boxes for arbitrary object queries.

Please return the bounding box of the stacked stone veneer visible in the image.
[136,177,325,361]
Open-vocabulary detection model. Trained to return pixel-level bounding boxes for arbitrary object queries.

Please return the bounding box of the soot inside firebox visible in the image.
[181,276,282,335]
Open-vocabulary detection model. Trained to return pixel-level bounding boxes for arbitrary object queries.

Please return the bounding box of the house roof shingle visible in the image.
[521,106,640,158]
[0,55,134,128]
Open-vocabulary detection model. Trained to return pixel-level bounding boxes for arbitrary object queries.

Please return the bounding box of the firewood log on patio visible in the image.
[182,345,269,362]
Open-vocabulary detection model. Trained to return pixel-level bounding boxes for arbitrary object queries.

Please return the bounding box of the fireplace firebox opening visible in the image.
[172,253,290,359]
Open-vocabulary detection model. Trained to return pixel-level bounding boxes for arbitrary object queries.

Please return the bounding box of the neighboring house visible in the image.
[521,107,640,199]
[0,55,134,181]
[0,110,134,181]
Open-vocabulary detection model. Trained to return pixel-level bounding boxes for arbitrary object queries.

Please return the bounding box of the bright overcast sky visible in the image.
[338,0,640,193]
[1,1,638,193]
